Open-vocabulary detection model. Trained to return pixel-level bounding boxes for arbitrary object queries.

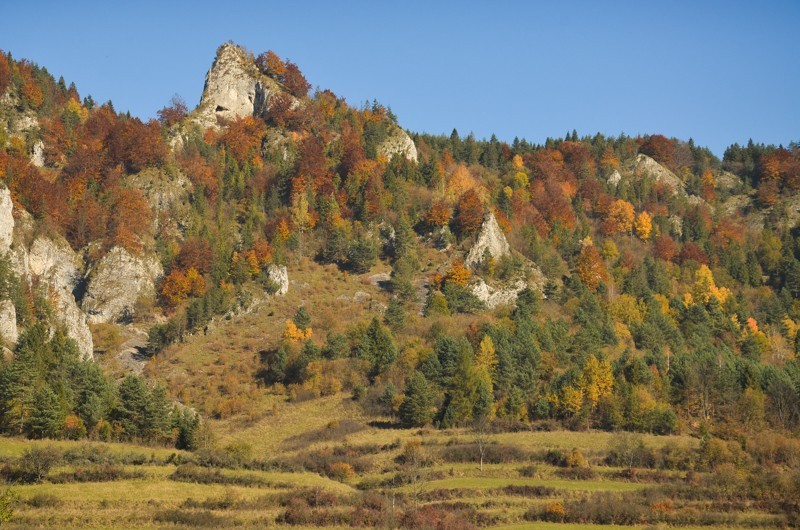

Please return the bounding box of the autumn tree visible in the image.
[424,200,451,228]
[639,134,676,170]
[0,52,10,95]
[454,189,484,238]
[602,199,635,235]
[575,241,608,290]
[653,234,678,262]
[282,61,311,98]
[156,95,188,127]
[634,211,653,240]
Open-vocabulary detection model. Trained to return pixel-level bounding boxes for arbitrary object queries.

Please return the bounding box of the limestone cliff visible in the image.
[465,211,510,268]
[125,168,193,236]
[0,185,93,358]
[191,43,287,131]
[82,247,163,324]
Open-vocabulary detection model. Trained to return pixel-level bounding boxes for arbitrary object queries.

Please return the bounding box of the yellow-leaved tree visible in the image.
[634,211,653,241]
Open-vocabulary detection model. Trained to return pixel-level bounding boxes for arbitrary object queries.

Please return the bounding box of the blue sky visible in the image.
[2,0,798,156]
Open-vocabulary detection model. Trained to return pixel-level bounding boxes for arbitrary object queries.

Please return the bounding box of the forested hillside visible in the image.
[1,44,800,527]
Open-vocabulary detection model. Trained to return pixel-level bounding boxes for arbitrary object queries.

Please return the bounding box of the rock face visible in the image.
[465,211,510,267]
[0,299,17,346]
[0,187,14,253]
[82,247,163,324]
[607,169,622,186]
[125,168,193,235]
[30,140,45,167]
[193,43,284,130]
[267,264,289,296]
[472,278,527,309]
[15,236,93,359]
[378,126,418,163]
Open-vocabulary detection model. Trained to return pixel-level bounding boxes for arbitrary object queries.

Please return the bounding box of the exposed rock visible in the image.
[82,247,163,324]
[716,170,744,193]
[353,291,371,303]
[378,126,418,163]
[267,264,289,295]
[0,299,18,346]
[30,140,45,167]
[465,211,510,267]
[607,169,622,186]
[24,236,93,359]
[0,187,14,254]
[719,194,752,217]
[624,154,685,195]
[193,43,286,131]
[125,168,193,235]
[472,278,527,309]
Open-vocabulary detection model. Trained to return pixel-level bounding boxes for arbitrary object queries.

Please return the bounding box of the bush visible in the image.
[49,464,146,483]
[1,446,62,484]
[154,509,231,527]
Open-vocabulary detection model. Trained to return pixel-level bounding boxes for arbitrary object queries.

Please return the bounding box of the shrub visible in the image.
[154,509,230,527]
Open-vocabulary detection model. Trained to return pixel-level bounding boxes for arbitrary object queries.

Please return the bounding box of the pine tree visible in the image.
[29,386,64,439]
[399,372,436,427]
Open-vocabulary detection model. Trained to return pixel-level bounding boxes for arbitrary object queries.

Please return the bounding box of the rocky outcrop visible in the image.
[607,169,622,186]
[24,237,93,359]
[0,300,17,346]
[267,264,289,295]
[378,126,418,163]
[125,168,193,235]
[82,247,163,324]
[472,278,527,309]
[192,43,286,131]
[465,211,510,267]
[30,140,45,167]
[0,187,14,254]
[471,264,546,309]
[625,154,685,195]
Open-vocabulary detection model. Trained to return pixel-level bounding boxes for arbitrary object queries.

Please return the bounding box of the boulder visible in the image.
[82,247,163,324]
[267,264,289,295]
[0,299,17,346]
[465,211,510,268]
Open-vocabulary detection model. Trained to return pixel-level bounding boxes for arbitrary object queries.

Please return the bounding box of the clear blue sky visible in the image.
[2,0,798,156]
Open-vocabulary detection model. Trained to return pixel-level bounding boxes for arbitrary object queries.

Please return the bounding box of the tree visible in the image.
[575,242,608,290]
[602,199,635,235]
[653,234,678,262]
[357,318,398,378]
[157,95,188,127]
[29,387,64,439]
[399,372,436,427]
[282,61,311,98]
[639,134,676,169]
[293,306,311,330]
[454,189,484,238]
[634,211,652,241]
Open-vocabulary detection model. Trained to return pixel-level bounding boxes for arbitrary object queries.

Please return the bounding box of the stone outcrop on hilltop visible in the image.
[465,211,510,268]
[622,154,685,195]
[191,43,289,131]
[82,247,163,325]
[378,125,418,163]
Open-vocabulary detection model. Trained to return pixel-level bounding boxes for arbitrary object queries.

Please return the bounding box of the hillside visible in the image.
[0,42,799,528]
